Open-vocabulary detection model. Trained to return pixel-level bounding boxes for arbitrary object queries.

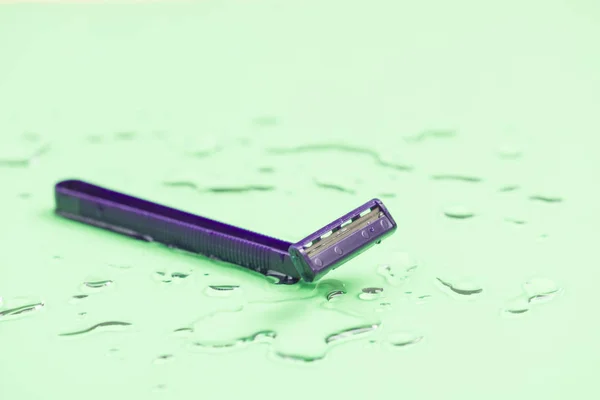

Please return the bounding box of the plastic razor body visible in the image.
[54,179,397,283]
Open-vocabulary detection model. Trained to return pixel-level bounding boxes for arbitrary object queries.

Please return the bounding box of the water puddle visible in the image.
[185,279,380,361]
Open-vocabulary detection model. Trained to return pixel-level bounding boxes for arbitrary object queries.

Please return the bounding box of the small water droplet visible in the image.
[529,195,563,203]
[326,290,346,302]
[325,324,379,343]
[205,285,241,297]
[359,287,384,301]
[69,294,89,304]
[273,352,324,363]
[503,297,530,314]
[173,327,194,337]
[497,147,523,160]
[386,331,423,347]
[154,354,174,364]
[108,264,132,270]
[81,280,113,291]
[443,206,475,219]
[523,278,561,303]
[193,330,276,350]
[376,302,392,312]
[114,131,136,140]
[505,218,526,225]
[258,167,275,173]
[498,184,520,192]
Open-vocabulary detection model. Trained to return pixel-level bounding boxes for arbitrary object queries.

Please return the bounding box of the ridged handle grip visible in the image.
[54,179,300,281]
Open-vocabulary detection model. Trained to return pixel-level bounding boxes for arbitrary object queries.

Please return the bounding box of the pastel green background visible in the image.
[1,1,599,399]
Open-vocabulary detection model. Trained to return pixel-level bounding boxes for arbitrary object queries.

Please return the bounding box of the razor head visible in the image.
[288,199,397,282]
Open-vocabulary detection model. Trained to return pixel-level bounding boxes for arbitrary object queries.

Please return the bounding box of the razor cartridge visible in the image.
[54,179,397,283]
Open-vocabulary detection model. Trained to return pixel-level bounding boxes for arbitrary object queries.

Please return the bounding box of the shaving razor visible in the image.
[54,179,397,282]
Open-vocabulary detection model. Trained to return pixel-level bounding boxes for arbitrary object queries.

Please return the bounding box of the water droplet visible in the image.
[87,135,103,143]
[325,324,379,343]
[523,278,561,303]
[436,278,483,296]
[59,321,132,336]
[529,195,563,203]
[81,280,113,291]
[443,206,475,219]
[69,294,89,304]
[505,218,526,225]
[273,352,324,363]
[314,180,356,194]
[173,327,194,337]
[114,131,136,140]
[0,301,44,321]
[502,278,560,315]
[205,285,241,297]
[108,264,132,270]
[326,290,346,302]
[376,302,392,312]
[258,167,275,173]
[359,287,384,301]
[193,330,276,350]
[386,331,423,347]
[431,175,482,183]
[154,354,174,364]
[497,147,523,160]
[498,184,520,192]
[503,297,530,314]
[404,129,457,143]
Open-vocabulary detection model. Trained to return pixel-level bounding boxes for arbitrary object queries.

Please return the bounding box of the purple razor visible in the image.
[54,179,397,282]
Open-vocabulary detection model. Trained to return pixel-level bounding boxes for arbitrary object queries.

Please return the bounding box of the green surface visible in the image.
[1,1,599,399]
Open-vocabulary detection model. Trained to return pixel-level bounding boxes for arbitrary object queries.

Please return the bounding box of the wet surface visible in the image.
[0,1,597,400]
